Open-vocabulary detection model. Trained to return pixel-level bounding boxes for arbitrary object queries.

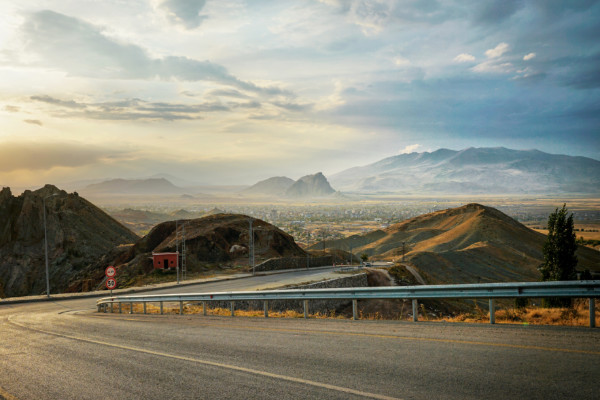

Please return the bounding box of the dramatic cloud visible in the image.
[21,10,288,96]
[30,95,228,120]
[474,0,523,24]
[523,52,536,61]
[0,142,120,172]
[158,0,208,29]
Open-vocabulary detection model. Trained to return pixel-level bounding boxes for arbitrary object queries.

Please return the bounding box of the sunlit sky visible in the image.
[1,0,599,188]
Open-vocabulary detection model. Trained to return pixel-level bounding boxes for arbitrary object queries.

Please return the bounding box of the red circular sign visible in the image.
[106,278,117,290]
[105,266,116,278]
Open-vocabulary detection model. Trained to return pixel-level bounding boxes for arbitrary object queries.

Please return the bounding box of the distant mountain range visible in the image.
[82,178,186,195]
[243,172,336,198]
[329,147,600,194]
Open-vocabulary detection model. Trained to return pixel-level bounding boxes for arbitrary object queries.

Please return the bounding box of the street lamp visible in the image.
[43,193,59,298]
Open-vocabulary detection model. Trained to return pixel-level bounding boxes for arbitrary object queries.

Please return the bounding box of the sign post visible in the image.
[105,266,117,294]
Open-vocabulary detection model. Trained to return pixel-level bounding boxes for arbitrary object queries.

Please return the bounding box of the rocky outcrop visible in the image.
[0,185,139,297]
[285,172,335,198]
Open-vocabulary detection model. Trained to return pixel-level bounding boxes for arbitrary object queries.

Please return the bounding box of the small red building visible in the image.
[152,252,178,270]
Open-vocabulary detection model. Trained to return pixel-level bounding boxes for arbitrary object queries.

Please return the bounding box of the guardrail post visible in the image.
[179,301,183,315]
[264,301,269,318]
[129,302,133,314]
[230,301,235,317]
[352,299,358,320]
[110,303,114,313]
[119,303,122,314]
[97,305,101,313]
[160,301,163,315]
[590,298,596,328]
[489,299,495,324]
[143,302,147,314]
[203,301,207,316]
[412,299,418,322]
[304,300,309,319]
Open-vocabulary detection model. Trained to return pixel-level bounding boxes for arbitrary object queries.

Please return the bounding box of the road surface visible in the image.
[1,271,599,399]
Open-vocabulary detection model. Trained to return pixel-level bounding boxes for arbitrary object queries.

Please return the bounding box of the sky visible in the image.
[0,0,599,188]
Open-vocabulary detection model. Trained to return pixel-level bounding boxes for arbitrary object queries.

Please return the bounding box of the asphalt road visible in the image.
[1,271,599,400]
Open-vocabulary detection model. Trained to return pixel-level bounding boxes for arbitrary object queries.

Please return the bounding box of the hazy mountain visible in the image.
[330,147,600,194]
[241,176,295,196]
[0,185,138,297]
[312,203,600,284]
[83,178,185,195]
[285,172,336,198]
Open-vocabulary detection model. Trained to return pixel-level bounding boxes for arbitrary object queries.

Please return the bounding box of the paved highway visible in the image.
[1,271,599,400]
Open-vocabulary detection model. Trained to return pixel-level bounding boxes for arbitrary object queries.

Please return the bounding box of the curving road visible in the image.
[1,271,599,400]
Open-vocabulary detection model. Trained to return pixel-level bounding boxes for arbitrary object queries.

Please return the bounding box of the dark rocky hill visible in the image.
[97,213,308,287]
[285,172,336,198]
[0,185,139,297]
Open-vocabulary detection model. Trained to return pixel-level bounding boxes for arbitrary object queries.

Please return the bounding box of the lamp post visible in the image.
[43,193,59,298]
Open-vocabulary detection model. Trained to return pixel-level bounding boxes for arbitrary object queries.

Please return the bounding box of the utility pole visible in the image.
[181,222,186,281]
[43,193,58,298]
[402,241,406,263]
[249,218,255,275]
[175,220,180,285]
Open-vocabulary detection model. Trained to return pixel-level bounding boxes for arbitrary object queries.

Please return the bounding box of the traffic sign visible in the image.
[105,266,116,278]
[106,278,117,290]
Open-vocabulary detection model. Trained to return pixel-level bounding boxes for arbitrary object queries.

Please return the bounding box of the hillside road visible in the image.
[1,271,599,399]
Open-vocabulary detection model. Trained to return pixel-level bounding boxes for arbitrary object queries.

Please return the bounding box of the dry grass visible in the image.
[108,302,345,319]
[441,299,598,327]
[106,299,598,327]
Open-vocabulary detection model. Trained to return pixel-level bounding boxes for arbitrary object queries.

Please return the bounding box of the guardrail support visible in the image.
[129,302,133,314]
[230,301,235,317]
[160,302,163,315]
[143,302,147,314]
[179,301,183,315]
[352,299,358,320]
[304,300,308,319]
[412,299,418,322]
[489,299,495,324]
[590,298,596,328]
[110,303,114,313]
[203,301,207,316]
[264,301,269,318]
[119,303,122,314]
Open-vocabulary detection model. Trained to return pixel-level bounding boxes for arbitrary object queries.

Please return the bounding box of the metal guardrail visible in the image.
[97,280,600,327]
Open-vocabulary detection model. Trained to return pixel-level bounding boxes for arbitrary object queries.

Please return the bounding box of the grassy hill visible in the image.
[312,203,600,284]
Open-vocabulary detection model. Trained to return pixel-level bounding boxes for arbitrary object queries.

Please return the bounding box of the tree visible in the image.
[538,204,578,281]
[360,253,369,262]
[538,204,577,307]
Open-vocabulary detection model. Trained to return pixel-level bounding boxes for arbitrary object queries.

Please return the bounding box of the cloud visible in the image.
[472,61,514,74]
[400,144,422,154]
[485,42,510,58]
[20,10,289,96]
[0,142,121,172]
[24,119,43,126]
[474,0,523,24]
[523,52,536,60]
[394,57,411,66]
[158,0,208,29]
[4,105,20,113]
[30,95,228,121]
[453,53,475,63]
